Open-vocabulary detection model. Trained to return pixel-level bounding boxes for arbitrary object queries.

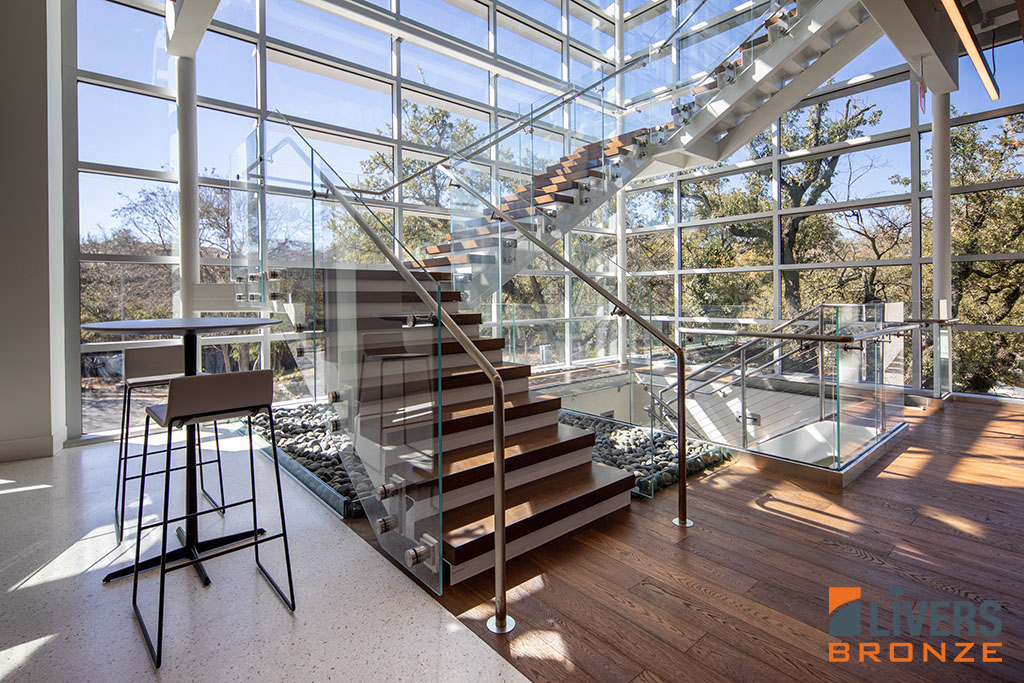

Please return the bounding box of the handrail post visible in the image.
[818,305,826,421]
[672,346,693,528]
[487,377,514,634]
[739,347,748,449]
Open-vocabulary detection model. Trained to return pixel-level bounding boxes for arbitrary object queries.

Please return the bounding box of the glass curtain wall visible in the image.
[74,0,618,435]
[73,0,1024,436]
[625,36,1024,399]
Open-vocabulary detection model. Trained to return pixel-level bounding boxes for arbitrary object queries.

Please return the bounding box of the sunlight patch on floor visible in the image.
[0,484,52,496]
[917,505,984,536]
[0,634,56,678]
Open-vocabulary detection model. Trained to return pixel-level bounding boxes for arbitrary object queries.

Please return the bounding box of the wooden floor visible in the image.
[385,400,1024,682]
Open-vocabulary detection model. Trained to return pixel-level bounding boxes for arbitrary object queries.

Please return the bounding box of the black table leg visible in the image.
[181,332,209,583]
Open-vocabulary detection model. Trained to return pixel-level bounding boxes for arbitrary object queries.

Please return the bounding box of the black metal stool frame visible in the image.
[131,404,295,668]
[115,382,227,543]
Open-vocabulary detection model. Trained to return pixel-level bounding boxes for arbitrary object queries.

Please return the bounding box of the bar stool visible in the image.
[131,369,295,667]
[115,346,226,543]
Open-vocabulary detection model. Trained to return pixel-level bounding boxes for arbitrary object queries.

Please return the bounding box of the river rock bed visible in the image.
[251,403,368,516]
[253,404,728,516]
[558,410,729,494]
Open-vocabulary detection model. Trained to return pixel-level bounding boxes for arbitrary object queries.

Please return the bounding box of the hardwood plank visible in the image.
[405,400,1024,683]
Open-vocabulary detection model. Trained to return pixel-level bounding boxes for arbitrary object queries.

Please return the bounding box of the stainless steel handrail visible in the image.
[681,304,823,383]
[678,323,919,343]
[309,160,516,632]
[440,163,694,529]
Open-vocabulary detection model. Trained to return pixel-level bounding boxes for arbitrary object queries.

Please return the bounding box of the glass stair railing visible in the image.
[658,303,911,471]
[216,0,884,615]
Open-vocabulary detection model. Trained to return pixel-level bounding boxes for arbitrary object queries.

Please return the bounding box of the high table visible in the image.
[81,317,280,585]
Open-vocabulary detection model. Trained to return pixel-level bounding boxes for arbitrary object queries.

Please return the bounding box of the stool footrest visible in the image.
[139,497,255,530]
[164,533,285,575]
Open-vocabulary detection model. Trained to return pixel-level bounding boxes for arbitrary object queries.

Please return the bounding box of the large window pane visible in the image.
[681,220,772,268]
[682,271,773,318]
[626,231,674,271]
[402,43,489,102]
[949,187,1024,256]
[628,275,674,315]
[508,0,563,31]
[498,13,562,78]
[402,91,489,147]
[267,0,391,72]
[80,262,178,339]
[783,82,910,148]
[954,259,1024,326]
[213,0,257,30]
[951,42,1024,116]
[78,0,171,87]
[198,108,257,178]
[196,31,257,106]
[80,174,179,256]
[402,0,488,47]
[571,319,618,363]
[78,84,176,172]
[781,142,911,208]
[569,6,614,54]
[680,168,772,220]
[627,188,674,227]
[953,331,1024,396]
[267,52,391,134]
[782,204,912,265]
[781,265,911,316]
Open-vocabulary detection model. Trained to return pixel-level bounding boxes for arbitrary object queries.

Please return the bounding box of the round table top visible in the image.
[81,317,281,336]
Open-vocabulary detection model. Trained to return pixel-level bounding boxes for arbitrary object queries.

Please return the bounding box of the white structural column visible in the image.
[177,56,200,318]
[615,0,628,362]
[165,0,220,318]
[931,92,952,314]
[931,91,952,397]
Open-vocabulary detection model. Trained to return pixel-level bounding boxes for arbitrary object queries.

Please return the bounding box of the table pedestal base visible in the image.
[102,528,266,584]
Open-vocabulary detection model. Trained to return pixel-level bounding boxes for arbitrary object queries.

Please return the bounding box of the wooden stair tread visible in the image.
[336,289,461,303]
[356,312,481,330]
[389,423,597,490]
[342,268,452,283]
[360,391,560,443]
[531,168,604,185]
[358,362,530,402]
[358,336,504,357]
[407,253,496,269]
[501,193,574,210]
[442,462,634,563]
[425,237,502,255]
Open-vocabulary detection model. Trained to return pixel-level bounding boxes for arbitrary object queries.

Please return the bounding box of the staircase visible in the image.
[420,0,883,305]
[337,268,633,584]
[238,0,889,597]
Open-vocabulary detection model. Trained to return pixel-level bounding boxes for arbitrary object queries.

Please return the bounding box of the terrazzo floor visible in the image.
[0,429,526,682]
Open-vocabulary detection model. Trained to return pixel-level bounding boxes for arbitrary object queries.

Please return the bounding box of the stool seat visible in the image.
[127,373,183,389]
[145,403,264,428]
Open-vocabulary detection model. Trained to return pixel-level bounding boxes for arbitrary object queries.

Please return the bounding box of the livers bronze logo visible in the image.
[827,586,1003,663]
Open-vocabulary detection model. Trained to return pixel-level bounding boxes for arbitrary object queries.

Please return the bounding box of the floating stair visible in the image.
[347,269,633,584]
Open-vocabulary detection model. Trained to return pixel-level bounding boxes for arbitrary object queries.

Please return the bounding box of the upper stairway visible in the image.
[416,0,883,306]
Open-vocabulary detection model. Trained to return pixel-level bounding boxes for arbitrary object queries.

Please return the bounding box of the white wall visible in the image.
[0,0,66,460]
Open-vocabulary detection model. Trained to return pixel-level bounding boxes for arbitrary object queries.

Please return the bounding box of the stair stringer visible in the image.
[644,0,881,176]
